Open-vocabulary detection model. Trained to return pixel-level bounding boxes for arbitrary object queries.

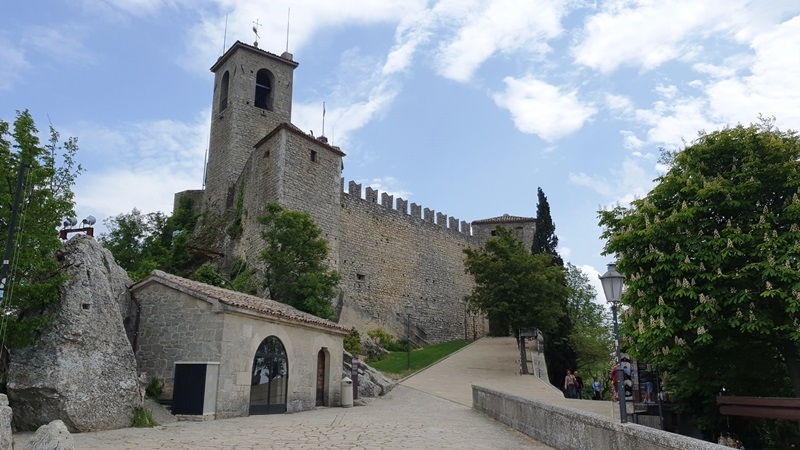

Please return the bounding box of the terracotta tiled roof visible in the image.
[210,40,299,72]
[131,270,348,335]
[471,214,536,224]
[253,122,346,157]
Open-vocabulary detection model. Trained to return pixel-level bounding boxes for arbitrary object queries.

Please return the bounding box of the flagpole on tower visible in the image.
[322,102,326,137]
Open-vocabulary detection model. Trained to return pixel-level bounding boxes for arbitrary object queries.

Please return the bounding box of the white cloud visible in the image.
[578,264,605,306]
[0,39,29,91]
[620,130,644,150]
[569,158,654,206]
[605,94,634,116]
[634,97,718,148]
[433,0,567,82]
[704,15,800,128]
[22,24,96,66]
[571,0,769,73]
[363,177,413,202]
[181,0,422,74]
[70,110,210,221]
[492,76,596,141]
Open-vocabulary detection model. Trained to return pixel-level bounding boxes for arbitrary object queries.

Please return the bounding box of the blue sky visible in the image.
[3,0,800,299]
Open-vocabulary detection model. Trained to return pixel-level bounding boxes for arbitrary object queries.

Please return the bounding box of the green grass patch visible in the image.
[131,407,158,428]
[368,340,470,376]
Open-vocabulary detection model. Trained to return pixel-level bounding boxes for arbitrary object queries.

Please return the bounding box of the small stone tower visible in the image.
[205,41,299,213]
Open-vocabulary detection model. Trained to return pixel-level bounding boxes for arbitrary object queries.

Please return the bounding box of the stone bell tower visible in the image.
[204,41,299,213]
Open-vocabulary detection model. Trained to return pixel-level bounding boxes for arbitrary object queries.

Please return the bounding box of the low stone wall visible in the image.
[472,385,727,450]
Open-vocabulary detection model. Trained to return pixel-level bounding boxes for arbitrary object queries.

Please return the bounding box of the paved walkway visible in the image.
[13,338,561,449]
[403,337,618,420]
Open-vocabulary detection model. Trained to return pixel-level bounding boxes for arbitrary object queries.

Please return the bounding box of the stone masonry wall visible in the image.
[216,313,344,418]
[337,185,481,343]
[205,43,297,213]
[134,284,225,398]
[235,128,344,272]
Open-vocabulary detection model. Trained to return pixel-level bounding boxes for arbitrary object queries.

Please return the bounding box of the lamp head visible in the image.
[599,262,625,304]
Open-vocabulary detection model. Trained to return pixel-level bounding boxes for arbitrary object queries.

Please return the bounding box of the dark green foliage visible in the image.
[464,227,567,336]
[145,377,163,399]
[531,187,563,266]
[190,263,227,288]
[0,110,82,347]
[529,187,575,387]
[367,328,406,352]
[258,203,340,319]
[99,196,199,281]
[599,119,800,446]
[229,258,258,295]
[344,327,362,355]
[131,407,157,428]
[226,181,245,239]
[565,263,612,375]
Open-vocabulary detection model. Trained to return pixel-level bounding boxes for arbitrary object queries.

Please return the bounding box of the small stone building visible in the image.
[130,270,347,419]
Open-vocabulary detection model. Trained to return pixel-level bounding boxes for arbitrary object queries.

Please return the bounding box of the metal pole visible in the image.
[472,314,476,341]
[613,303,627,423]
[406,313,411,370]
[0,164,30,301]
[463,302,467,341]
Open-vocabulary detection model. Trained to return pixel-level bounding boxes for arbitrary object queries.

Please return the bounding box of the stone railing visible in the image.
[472,385,727,450]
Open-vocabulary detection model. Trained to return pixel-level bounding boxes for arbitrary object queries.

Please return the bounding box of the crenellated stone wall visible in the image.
[337,181,484,343]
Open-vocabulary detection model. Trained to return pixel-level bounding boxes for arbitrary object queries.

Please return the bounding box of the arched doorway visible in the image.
[249,336,288,415]
[316,349,327,406]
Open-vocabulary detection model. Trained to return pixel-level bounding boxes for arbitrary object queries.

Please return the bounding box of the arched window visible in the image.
[255,69,273,110]
[219,71,230,111]
[249,335,288,414]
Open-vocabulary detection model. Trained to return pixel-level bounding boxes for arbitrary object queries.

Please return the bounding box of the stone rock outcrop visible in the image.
[22,420,74,450]
[0,394,11,450]
[342,352,396,399]
[7,235,141,432]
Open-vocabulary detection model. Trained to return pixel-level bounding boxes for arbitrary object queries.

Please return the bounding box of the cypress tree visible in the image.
[530,187,575,389]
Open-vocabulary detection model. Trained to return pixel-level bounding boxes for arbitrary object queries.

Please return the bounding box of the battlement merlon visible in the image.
[341,181,474,235]
[348,181,362,198]
[381,192,393,208]
[365,187,378,203]
[396,198,408,215]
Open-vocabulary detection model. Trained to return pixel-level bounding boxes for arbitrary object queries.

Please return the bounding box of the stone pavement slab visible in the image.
[13,386,550,449]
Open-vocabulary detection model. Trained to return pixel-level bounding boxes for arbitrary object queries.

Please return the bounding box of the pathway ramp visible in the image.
[402,336,618,419]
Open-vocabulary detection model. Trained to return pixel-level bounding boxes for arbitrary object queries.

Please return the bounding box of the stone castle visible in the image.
[177,41,536,343]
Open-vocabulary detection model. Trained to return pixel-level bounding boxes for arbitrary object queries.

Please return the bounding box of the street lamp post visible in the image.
[599,262,627,424]
[405,302,414,370]
[471,310,477,341]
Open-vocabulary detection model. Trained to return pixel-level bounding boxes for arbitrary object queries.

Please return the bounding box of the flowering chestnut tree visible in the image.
[599,119,800,426]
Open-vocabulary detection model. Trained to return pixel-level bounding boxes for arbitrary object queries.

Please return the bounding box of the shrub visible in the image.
[145,377,163,400]
[131,407,157,428]
[367,328,406,352]
[343,327,362,355]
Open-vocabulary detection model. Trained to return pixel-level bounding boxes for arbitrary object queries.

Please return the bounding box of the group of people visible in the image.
[564,370,605,400]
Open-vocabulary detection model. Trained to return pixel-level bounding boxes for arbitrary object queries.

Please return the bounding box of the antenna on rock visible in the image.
[285,8,291,53]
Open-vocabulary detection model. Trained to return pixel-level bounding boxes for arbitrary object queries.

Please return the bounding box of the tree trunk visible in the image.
[780,339,800,398]
[517,331,528,374]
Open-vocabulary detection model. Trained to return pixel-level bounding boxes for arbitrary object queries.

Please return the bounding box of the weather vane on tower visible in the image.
[252,19,261,47]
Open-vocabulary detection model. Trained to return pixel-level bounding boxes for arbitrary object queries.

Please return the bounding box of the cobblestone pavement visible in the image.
[12,385,550,449]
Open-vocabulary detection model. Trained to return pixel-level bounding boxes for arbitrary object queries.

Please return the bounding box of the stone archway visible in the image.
[249,336,288,415]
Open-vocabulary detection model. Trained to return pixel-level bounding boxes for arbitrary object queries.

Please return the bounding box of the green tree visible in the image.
[531,187,563,266]
[99,196,198,281]
[565,263,612,373]
[464,226,568,373]
[258,202,340,320]
[0,110,82,347]
[530,187,575,387]
[599,119,800,443]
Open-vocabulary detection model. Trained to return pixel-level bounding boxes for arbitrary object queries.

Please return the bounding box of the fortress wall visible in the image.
[336,186,479,343]
[236,129,343,270]
[277,132,343,270]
